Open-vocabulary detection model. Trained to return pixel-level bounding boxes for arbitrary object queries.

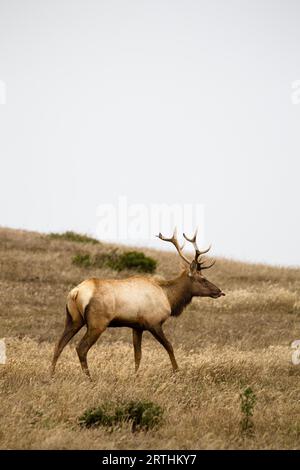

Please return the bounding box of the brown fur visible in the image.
[158,271,193,317]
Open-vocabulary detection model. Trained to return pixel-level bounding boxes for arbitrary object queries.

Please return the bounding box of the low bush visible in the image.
[240,386,257,435]
[75,250,157,273]
[72,253,92,267]
[48,231,99,244]
[79,400,163,432]
[115,251,157,273]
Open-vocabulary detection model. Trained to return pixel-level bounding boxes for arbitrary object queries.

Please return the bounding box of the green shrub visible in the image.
[114,251,157,273]
[48,231,99,244]
[79,400,163,432]
[240,386,256,435]
[125,400,163,432]
[78,250,157,273]
[79,406,116,428]
[93,251,120,270]
[72,253,92,268]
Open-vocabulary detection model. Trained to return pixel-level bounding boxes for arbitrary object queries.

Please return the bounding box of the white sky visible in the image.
[0,0,300,266]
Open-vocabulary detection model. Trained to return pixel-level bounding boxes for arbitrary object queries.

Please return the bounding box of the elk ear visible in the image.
[189,260,198,275]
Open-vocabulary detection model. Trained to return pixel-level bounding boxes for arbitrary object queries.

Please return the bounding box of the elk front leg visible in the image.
[150,325,179,372]
[132,329,143,372]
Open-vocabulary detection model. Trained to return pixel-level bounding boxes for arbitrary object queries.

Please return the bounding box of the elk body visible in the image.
[51,230,225,378]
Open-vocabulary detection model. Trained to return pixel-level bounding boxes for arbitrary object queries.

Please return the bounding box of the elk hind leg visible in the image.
[51,308,84,377]
[76,326,105,379]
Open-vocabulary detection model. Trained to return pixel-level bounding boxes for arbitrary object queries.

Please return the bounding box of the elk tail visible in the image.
[66,287,84,322]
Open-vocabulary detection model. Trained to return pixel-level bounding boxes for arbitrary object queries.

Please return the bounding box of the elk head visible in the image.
[157,228,225,299]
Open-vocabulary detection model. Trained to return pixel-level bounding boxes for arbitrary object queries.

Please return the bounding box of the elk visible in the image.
[51,229,225,378]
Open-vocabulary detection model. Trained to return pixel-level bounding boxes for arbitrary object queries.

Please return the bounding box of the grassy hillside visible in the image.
[1,226,300,449]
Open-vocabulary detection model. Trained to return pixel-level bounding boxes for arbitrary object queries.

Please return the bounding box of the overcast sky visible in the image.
[0,0,300,266]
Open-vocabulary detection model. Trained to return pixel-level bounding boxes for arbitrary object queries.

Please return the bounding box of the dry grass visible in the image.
[1,226,300,449]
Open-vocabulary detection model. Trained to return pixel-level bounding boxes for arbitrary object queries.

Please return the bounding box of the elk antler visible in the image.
[199,259,216,270]
[183,229,214,271]
[157,228,190,265]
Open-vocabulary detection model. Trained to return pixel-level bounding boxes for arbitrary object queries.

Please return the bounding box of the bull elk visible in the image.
[51,229,225,378]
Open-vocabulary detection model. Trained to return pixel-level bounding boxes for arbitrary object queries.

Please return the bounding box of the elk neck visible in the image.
[158,270,193,317]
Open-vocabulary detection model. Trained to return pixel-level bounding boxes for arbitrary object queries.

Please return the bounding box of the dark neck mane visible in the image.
[158,271,193,317]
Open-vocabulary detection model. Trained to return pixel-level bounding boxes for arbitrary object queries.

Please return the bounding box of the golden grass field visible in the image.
[1,226,300,449]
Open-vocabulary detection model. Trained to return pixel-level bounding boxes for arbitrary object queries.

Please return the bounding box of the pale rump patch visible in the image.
[67,280,95,320]
[69,287,79,301]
